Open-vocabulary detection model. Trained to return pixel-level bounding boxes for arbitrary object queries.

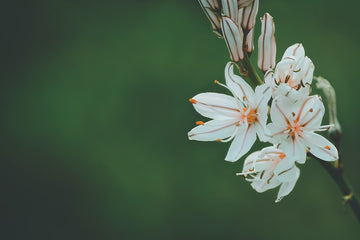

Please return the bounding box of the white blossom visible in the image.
[265,44,314,102]
[188,62,271,162]
[267,95,338,164]
[237,146,300,202]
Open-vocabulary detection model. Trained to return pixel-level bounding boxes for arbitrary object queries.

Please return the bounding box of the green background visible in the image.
[2,0,360,239]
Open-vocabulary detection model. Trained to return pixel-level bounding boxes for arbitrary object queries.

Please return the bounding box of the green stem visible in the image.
[314,156,360,222]
[243,53,263,86]
[235,53,263,86]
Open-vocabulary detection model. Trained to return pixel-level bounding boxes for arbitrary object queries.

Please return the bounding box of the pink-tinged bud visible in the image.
[237,0,255,8]
[222,0,238,22]
[258,13,276,73]
[244,28,254,53]
[198,0,223,35]
[238,0,259,31]
[221,17,244,62]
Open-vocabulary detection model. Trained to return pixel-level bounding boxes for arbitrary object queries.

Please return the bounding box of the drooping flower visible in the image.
[237,146,300,202]
[188,62,271,162]
[265,43,314,102]
[257,13,276,73]
[267,95,338,164]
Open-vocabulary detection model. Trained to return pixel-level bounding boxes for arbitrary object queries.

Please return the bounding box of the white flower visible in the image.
[267,95,338,164]
[257,13,276,72]
[188,62,271,162]
[265,43,314,102]
[237,146,300,202]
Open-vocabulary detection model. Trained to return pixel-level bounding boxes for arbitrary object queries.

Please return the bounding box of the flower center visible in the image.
[241,107,258,124]
[288,120,302,140]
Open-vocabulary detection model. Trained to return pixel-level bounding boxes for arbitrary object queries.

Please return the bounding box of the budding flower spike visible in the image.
[193,0,360,220]
[237,146,300,202]
[265,43,315,102]
[188,62,271,162]
[267,95,338,163]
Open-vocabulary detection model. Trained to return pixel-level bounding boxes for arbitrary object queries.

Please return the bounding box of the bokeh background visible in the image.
[1,0,360,239]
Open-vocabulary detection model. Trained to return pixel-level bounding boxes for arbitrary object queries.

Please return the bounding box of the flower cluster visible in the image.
[190,0,339,202]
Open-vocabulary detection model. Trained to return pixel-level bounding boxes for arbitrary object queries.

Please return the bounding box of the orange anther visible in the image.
[216,139,222,142]
[214,80,219,84]
[325,145,331,150]
[196,121,204,125]
[189,98,197,104]
[279,152,286,160]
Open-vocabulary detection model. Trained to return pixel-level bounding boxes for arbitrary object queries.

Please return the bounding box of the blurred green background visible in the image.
[1,0,360,239]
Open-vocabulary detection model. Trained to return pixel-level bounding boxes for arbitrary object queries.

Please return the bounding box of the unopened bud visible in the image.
[238,0,259,31]
[222,0,238,22]
[258,13,276,72]
[221,17,244,62]
[244,28,254,53]
[315,76,342,138]
[199,0,223,36]
[237,0,254,8]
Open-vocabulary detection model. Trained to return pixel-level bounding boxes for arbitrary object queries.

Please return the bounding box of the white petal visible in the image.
[251,177,281,193]
[297,95,325,128]
[275,166,300,203]
[279,138,307,164]
[188,119,237,141]
[270,96,295,127]
[225,62,254,105]
[275,159,297,182]
[293,56,314,85]
[191,92,241,120]
[221,17,244,62]
[225,125,257,162]
[303,132,338,161]
[281,43,305,64]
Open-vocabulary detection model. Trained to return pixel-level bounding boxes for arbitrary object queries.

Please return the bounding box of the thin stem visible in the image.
[313,155,360,222]
[242,53,263,86]
[234,53,262,87]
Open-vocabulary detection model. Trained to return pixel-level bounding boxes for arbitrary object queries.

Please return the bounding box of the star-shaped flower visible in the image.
[237,146,300,202]
[188,62,271,162]
[267,95,338,163]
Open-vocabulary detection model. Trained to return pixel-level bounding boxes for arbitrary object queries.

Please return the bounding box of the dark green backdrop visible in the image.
[1,0,360,239]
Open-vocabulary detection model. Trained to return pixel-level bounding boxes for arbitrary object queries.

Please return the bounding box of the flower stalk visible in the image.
[312,155,360,222]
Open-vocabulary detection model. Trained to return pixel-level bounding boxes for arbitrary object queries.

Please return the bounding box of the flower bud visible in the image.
[222,0,238,22]
[198,0,222,36]
[315,76,342,138]
[238,0,259,31]
[258,13,276,72]
[244,28,254,53]
[237,0,254,8]
[221,17,244,62]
